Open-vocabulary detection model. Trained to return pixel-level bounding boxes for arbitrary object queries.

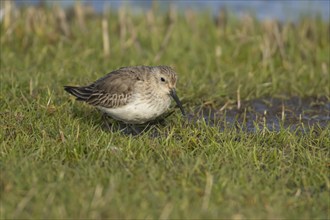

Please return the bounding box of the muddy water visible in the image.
[192,97,329,132]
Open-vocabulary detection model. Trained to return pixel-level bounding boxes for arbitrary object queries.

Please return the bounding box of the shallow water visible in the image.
[190,96,330,133]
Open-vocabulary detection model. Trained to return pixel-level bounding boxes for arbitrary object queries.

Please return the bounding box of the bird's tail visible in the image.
[64,86,93,101]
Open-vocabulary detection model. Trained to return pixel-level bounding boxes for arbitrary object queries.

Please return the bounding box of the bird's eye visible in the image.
[160,77,166,82]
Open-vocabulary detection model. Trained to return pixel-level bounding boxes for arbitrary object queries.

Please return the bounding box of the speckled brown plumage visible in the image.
[64,65,184,124]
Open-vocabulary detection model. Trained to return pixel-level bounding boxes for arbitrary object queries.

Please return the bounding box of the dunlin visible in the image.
[64,65,185,125]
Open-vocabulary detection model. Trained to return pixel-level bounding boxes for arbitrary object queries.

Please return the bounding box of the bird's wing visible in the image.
[86,67,147,108]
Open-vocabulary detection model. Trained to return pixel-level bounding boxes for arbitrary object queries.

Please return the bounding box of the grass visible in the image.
[1,3,329,219]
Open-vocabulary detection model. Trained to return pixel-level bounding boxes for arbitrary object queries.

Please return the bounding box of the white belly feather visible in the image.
[97,95,171,124]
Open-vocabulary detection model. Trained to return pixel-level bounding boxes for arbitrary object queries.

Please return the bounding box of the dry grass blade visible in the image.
[102,17,110,57]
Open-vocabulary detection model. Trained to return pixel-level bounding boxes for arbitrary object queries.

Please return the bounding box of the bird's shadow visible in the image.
[101,111,176,136]
[71,106,173,136]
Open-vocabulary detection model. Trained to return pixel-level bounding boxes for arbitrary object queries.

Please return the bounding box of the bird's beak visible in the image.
[170,89,185,116]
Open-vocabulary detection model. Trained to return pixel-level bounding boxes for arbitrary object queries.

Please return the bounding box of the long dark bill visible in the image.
[170,89,186,116]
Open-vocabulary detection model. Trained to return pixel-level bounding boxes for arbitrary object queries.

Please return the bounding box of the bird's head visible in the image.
[152,66,185,116]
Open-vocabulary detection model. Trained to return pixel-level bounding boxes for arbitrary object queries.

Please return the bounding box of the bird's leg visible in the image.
[102,113,112,131]
[127,124,141,135]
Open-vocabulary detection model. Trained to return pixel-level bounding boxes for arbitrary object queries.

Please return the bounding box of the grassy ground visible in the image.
[1,4,329,219]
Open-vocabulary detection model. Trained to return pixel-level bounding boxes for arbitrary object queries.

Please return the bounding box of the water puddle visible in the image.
[190,96,329,132]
